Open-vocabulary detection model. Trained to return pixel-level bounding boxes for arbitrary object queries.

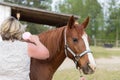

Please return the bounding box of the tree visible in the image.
[107,0,120,46]
[4,0,52,10]
[58,0,104,39]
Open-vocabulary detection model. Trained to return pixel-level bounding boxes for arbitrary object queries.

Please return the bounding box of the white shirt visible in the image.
[0,40,30,80]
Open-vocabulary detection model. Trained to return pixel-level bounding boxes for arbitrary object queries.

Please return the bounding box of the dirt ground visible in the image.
[96,56,120,71]
[58,56,120,71]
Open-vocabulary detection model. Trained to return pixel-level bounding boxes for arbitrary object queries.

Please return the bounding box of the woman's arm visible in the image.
[23,34,49,59]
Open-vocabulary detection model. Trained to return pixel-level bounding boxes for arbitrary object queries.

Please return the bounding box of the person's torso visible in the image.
[0,40,30,80]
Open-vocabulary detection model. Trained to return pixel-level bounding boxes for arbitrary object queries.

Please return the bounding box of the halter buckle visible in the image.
[75,55,80,61]
[64,45,68,49]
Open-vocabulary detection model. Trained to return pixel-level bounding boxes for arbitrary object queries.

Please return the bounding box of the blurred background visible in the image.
[1,0,120,47]
[1,0,120,80]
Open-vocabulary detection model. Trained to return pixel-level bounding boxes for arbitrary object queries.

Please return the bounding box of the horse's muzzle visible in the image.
[88,63,96,72]
[82,63,96,74]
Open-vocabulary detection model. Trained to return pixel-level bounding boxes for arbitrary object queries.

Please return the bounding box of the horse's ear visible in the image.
[81,16,89,29]
[67,16,75,29]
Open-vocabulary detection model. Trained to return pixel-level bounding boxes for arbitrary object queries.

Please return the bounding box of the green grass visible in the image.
[53,68,120,80]
[90,46,120,58]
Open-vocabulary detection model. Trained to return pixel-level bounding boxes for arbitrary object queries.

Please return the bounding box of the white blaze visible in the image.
[82,33,96,67]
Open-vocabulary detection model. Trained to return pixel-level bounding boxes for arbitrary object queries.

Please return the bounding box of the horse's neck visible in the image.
[40,27,66,71]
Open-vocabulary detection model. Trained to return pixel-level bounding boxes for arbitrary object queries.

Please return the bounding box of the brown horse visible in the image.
[30,16,96,80]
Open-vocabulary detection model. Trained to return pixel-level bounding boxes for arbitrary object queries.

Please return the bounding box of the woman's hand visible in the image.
[22,32,31,40]
[22,32,40,45]
[28,35,40,45]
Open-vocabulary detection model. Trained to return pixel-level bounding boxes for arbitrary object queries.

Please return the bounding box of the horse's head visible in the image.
[64,16,96,74]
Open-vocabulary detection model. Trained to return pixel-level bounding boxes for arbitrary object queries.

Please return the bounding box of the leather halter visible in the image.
[64,28,92,68]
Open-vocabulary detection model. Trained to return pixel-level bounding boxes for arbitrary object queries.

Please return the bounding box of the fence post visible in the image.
[94,38,96,46]
[115,40,119,47]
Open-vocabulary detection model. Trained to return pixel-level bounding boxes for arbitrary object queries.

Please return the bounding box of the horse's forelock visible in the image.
[74,24,84,36]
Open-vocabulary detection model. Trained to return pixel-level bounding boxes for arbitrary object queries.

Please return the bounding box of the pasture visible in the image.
[91,46,120,58]
[53,46,120,80]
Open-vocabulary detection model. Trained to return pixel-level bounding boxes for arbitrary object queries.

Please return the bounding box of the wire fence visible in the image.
[90,39,120,48]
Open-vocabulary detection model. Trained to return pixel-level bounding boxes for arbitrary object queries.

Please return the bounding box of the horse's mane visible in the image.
[38,27,65,60]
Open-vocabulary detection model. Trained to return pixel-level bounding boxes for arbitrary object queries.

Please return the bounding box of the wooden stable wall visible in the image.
[0,5,11,26]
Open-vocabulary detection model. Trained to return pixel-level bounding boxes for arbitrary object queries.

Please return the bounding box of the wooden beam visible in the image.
[0,2,79,27]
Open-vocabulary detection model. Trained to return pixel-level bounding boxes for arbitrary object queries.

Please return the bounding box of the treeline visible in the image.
[57,0,120,41]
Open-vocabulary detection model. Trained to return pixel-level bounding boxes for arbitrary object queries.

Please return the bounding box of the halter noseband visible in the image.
[64,28,92,68]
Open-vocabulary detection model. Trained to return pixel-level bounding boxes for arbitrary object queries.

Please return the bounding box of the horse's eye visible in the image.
[73,38,78,42]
